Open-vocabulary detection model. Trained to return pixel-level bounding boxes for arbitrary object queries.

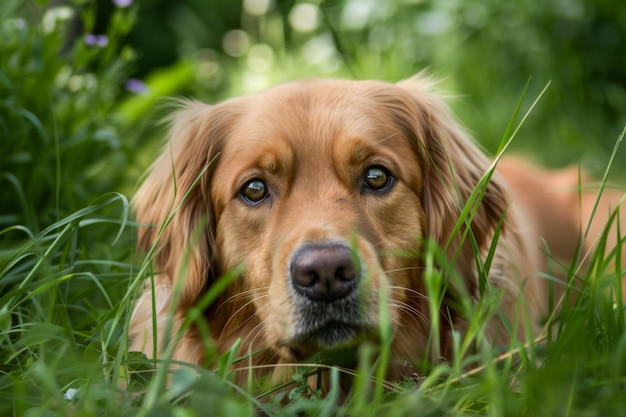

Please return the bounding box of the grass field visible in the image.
[1,1,625,416]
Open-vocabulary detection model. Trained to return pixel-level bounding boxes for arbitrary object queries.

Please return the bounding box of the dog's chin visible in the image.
[308,321,362,347]
[287,321,375,361]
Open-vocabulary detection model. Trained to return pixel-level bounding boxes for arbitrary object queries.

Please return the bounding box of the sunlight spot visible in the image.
[247,44,275,73]
[415,10,452,35]
[68,74,96,92]
[197,49,221,78]
[243,71,270,92]
[222,30,251,57]
[341,0,372,30]
[301,34,342,73]
[244,0,272,16]
[289,3,320,33]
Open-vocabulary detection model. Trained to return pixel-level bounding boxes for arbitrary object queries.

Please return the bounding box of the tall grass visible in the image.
[1,1,625,416]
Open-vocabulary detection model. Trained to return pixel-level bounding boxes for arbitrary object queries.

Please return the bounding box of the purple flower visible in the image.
[125,79,149,94]
[113,0,133,7]
[84,34,108,47]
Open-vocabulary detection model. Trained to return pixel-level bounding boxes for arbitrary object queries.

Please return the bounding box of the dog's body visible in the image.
[130,76,624,387]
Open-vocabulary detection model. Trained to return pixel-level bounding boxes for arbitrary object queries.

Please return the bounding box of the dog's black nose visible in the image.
[290,245,358,302]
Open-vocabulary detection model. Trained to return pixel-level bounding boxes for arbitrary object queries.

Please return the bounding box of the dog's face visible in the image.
[211,81,427,359]
[133,76,509,367]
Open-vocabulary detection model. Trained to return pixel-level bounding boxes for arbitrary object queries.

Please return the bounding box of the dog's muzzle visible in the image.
[289,243,372,351]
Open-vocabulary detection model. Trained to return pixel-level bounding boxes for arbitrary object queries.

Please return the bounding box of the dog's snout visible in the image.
[290,245,358,302]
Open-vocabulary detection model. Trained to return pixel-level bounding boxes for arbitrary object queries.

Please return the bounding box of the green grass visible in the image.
[2,192,625,416]
[1,1,626,416]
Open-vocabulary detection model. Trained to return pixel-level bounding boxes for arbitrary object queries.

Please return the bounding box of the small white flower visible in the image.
[42,6,74,33]
[64,387,79,401]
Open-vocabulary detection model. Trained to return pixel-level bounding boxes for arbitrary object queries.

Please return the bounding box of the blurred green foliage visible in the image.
[121,0,626,172]
[0,0,136,232]
[2,0,624,232]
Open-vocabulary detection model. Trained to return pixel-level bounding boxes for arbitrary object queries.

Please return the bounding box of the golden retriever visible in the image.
[129,75,624,389]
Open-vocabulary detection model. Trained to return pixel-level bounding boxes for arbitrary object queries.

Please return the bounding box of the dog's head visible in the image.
[134,76,509,364]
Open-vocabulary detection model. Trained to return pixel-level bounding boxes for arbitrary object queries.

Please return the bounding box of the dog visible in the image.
[129,75,624,389]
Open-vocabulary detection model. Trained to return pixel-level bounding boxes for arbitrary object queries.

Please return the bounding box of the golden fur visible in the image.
[129,75,624,388]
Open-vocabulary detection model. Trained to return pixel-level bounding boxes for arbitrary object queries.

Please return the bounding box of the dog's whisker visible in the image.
[215,287,269,315]
[389,301,431,329]
[241,317,275,358]
[220,287,270,306]
[387,285,428,300]
[389,301,429,322]
[384,266,426,274]
[222,293,269,332]
[225,315,266,352]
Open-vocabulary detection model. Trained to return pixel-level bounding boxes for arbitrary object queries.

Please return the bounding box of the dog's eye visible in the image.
[363,166,394,192]
[240,179,269,204]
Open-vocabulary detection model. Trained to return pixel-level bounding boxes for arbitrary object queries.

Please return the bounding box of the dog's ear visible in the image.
[393,75,509,258]
[133,101,235,306]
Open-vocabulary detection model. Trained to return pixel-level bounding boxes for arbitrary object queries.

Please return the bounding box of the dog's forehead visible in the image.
[220,80,415,162]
